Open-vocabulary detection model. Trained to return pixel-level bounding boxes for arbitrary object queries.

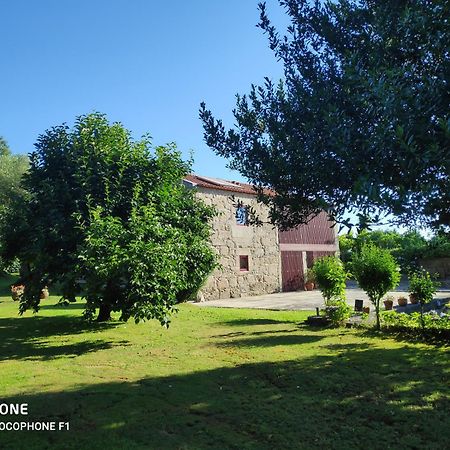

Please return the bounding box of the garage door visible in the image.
[281,251,304,291]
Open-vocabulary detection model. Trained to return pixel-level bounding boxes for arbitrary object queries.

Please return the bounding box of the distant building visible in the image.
[184,175,338,300]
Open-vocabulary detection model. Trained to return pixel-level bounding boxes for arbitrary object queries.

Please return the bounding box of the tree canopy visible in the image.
[200,0,449,231]
[352,244,401,329]
[0,150,29,211]
[0,141,29,273]
[2,113,216,324]
[339,228,450,271]
[0,136,11,157]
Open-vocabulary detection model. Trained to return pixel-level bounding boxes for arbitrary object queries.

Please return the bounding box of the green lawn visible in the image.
[0,276,449,450]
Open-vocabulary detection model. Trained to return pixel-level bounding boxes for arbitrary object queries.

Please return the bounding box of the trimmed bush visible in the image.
[312,256,347,305]
[352,244,401,329]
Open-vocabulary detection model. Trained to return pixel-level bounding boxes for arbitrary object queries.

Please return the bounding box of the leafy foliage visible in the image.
[2,113,216,325]
[0,136,10,157]
[339,229,438,271]
[324,300,352,326]
[382,310,450,341]
[408,270,439,305]
[312,256,347,305]
[423,233,450,259]
[200,0,450,230]
[0,147,29,274]
[408,270,439,329]
[352,244,401,329]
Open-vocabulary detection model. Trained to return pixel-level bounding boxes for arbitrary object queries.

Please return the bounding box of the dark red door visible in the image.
[281,251,304,291]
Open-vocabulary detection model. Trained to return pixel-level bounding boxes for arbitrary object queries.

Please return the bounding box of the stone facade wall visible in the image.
[197,188,281,300]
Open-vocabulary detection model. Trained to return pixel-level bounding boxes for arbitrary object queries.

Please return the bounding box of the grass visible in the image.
[0,276,449,449]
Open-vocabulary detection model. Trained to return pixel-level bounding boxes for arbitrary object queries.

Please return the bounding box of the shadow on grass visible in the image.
[216,318,296,327]
[40,302,86,310]
[216,333,322,348]
[1,345,448,450]
[360,327,450,347]
[0,315,123,361]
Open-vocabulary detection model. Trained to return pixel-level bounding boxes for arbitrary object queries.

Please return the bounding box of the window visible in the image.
[239,255,249,272]
[235,205,248,225]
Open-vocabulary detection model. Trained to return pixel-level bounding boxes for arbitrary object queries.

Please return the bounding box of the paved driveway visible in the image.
[193,287,450,311]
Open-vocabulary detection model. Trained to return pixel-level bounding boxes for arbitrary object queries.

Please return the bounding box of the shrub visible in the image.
[324,300,352,326]
[312,256,347,305]
[382,310,450,340]
[409,270,439,304]
[352,244,401,329]
[408,270,440,330]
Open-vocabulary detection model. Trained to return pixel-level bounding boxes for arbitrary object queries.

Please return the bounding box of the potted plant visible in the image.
[383,295,394,310]
[304,268,316,291]
[307,257,348,327]
[409,293,419,304]
[397,296,408,307]
[11,284,25,301]
[40,286,49,299]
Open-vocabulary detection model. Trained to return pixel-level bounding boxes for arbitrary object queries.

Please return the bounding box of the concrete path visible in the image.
[193,287,450,311]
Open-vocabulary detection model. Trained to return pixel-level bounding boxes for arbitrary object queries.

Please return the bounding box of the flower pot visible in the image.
[40,288,49,300]
[409,294,419,305]
[362,306,370,314]
[383,300,393,311]
[11,285,25,302]
[397,297,408,307]
[304,282,315,291]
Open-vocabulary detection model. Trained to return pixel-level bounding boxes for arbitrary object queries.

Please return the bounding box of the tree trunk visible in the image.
[375,299,380,330]
[420,303,425,331]
[97,303,112,322]
[97,279,116,322]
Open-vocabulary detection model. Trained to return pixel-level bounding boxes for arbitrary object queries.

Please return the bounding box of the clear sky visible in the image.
[1,0,288,181]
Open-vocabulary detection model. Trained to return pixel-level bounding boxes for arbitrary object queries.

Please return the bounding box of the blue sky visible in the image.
[1,0,288,181]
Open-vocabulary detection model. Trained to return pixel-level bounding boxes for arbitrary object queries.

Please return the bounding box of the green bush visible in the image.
[382,310,450,340]
[324,300,352,326]
[352,244,401,329]
[2,113,217,325]
[312,256,347,305]
[409,270,439,304]
[408,270,440,330]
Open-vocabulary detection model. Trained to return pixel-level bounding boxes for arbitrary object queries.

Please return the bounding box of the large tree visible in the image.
[200,0,449,231]
[3,113,216,324]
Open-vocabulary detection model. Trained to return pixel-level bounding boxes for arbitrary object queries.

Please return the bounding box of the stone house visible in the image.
[184,174,339,300]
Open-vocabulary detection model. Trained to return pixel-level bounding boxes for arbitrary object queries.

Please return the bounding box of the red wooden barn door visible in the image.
[281,251,304,291]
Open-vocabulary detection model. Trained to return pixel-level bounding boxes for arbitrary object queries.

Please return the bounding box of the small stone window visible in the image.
[235,205,248,225]
[239,255,249,272]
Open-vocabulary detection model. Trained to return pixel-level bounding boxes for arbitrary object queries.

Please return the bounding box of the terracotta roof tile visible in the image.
[184,174,261,195]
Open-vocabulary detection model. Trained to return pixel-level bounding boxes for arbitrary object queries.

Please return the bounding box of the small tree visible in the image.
[312,256,347,306]
[408,270,439,331]
[352,244,401,329]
